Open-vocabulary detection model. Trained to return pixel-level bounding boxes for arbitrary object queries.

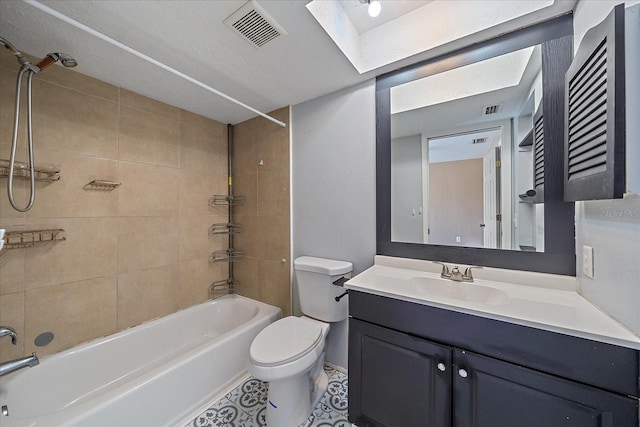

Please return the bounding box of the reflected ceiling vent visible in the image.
[224,0,287,48]
[482,103,503,116]
[472,137,488,144]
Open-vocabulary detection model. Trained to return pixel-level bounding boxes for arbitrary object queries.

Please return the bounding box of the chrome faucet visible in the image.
[0,326,40,377]
[0,353,39,377]
[433,262,482,282]
[0,326,17,344]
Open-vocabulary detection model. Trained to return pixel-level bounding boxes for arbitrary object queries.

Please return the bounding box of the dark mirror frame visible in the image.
[376,13,576,276]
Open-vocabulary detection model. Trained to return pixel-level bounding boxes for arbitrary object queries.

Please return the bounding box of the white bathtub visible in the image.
[0,294,281,427]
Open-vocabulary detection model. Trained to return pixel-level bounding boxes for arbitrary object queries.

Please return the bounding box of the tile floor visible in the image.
[186,366,349,427]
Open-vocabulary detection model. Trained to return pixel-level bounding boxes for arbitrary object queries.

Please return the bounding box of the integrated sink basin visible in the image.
[409,276,510,305]
[343,256,640,350]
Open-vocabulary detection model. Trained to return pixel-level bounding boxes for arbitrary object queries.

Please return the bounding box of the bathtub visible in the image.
[0,294,281,426]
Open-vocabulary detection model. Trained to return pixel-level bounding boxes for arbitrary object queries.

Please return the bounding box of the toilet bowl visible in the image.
[248,256,352,427]
[249,316,329,427]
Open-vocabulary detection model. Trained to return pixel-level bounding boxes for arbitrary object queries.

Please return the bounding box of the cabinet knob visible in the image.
[437,362,446,372]
[458,369,468,378]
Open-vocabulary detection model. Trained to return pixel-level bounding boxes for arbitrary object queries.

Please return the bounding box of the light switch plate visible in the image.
[583,245,594,279]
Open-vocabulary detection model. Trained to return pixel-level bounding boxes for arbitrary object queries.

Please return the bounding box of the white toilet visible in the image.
[248,256,352,427]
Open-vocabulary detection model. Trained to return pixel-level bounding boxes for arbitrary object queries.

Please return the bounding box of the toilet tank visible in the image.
[294,256,353,322]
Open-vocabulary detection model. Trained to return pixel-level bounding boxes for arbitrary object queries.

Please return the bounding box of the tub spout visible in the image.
[0,326,17,345]
[0,353,39,377]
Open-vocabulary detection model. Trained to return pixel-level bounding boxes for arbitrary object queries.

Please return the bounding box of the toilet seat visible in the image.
[250,317,323,367]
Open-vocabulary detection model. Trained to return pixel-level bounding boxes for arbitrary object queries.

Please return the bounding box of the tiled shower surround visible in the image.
[0,47,292,363]
[232,107,291,317]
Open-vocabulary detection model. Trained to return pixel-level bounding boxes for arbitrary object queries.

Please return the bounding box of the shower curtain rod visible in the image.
[23,0,287,128]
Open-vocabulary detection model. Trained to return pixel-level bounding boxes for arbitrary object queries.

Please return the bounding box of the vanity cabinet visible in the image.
[348,291,640,427]
[350,319,451,426]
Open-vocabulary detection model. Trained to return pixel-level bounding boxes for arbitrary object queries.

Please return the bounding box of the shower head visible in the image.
[56,53,78,68]
[34,52,78,72]
[1,37,78,72]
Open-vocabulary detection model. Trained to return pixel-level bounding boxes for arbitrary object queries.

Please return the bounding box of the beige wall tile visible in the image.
[254,107,289,129]
[118,216,178,273]
[118,162,179,217]
[180,110,225,131]
[24,217,118,289]
[258,214,290,261]
[0,181,27,221]
[232,173,257,217]
[178,259,224,310]
[0,292,24,362]
[235,256,259,301]
[230,107,290,313]
[179,171,227,217]
[259,259,291,316]
[257,168,290,216]
[232,124,258,176]
[119,106,180,168]
[180,121,227,174]
[32,79,118,159]
[178,214,228,263]
[36,67,119,102]
[234,214,258,258]
[25,149,118,218]
[0,242,25,295]
[257,123,290,172]
[24,276,117,356]
[117,265,178,330]
[121,89,179,120]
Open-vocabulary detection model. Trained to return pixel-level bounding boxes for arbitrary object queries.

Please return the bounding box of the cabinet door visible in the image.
[453,350,639,427]
[349,319,452,427]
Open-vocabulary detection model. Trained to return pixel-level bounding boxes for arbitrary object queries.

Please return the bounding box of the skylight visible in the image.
[306,0,555,74]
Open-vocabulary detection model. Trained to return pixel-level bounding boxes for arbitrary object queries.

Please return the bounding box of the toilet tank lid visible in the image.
[294,256,353,275]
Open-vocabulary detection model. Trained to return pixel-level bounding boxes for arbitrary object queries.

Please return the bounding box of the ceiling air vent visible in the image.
[224,0,287,48]
[472,138,487,144]
[482,104,503,116]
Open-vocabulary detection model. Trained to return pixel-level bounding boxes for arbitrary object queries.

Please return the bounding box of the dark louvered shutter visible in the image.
[564,4,625,201]
[532,106,544,203]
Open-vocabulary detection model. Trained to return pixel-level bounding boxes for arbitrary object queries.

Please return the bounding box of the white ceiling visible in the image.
[339,0,432,34]
[0,0,575,125]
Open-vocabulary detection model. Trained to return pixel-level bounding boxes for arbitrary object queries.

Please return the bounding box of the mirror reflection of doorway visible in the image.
[425,128,501,247]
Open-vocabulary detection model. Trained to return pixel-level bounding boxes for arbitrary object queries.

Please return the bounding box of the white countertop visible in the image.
[345,256,640,350]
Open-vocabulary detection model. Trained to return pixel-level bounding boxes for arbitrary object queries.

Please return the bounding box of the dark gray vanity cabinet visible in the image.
[453,350,637,426]
[348,291,640,427]
[350,319,451,426]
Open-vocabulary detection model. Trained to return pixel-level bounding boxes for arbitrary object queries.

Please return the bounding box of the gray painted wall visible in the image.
[574,2,640,335]
[291,79,377,368]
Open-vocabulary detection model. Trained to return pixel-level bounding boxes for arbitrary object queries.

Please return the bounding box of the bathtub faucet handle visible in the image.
[0,326,17,345]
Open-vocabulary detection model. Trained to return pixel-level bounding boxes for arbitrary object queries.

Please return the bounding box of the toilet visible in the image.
[248,256,352,427]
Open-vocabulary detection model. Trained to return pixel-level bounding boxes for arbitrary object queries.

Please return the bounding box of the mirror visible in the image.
[376,14,576,275]
[391,45,544,251]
